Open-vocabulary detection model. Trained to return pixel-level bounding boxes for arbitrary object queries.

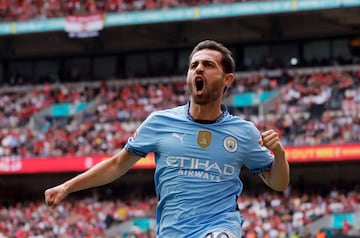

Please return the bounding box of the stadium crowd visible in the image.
[1,68,360,159]
[0,186,359,237]
[0,0,268,22]
[231,69,360,146]
[0,79,188,158]
[0,1,359,238]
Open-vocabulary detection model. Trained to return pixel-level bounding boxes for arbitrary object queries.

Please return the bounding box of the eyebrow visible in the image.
[190,59,216,65]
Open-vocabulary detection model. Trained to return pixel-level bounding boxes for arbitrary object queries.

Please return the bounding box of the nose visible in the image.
[195,63,204,73]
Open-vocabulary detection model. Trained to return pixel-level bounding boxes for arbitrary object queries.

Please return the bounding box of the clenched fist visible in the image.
[44,184,69,208]
[259,129,284,154]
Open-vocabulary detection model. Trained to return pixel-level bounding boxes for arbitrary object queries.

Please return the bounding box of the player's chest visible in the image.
[157,127,240,158]
[155,126,242,175]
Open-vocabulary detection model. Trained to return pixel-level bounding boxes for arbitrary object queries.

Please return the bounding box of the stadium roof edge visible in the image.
[1,0,360,36]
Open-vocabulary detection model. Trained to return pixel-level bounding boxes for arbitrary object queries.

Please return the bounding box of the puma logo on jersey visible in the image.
[172,133,186,143]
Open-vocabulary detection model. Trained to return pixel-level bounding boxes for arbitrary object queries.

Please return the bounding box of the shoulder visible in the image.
[224,113,261,138]
[146,105,186,121]
[226,113,258,129]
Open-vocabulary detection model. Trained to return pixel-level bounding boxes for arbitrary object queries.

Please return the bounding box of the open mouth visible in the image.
[195,78,204,92]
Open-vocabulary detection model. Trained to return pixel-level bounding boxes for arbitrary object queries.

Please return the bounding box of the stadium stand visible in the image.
[0,186,359,237]
[0,0,268,22]
[1,69,360,159]
[0,0,360,237]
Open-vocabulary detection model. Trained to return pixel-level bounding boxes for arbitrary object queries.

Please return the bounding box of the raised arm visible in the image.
[258,129,290,191]
[44,149,142,208]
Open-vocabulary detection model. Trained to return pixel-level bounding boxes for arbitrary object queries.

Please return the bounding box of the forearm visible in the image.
[268,148,290,191]
[63,150,140,195]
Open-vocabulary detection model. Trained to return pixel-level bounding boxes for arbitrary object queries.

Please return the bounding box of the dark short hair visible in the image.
[189,40,235,74]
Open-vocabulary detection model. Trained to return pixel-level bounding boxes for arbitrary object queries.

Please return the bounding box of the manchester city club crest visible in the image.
[223,136,238,152]
[197,130,211,148]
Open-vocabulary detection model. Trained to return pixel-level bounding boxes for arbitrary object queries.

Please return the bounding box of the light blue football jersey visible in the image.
[125,102,274,238]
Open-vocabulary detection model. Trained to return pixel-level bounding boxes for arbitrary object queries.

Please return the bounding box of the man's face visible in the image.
[186,49,232,105]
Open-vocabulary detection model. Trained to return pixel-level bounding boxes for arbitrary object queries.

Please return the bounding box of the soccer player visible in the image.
[45,40,290,238]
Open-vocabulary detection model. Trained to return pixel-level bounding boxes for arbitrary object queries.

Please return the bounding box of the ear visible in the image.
[224,73,235,88]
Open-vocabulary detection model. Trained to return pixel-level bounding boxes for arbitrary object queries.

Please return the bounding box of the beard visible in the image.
[187,76,224,105]
[189,89,222,105]
[191,94,209,105]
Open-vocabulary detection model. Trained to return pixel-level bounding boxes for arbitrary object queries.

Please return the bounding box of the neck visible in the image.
[189,100,222,121]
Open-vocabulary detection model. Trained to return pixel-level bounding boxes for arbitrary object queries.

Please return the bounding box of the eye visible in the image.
[190,62,198,69]
[203,61,216,68]
[203,62,212,67]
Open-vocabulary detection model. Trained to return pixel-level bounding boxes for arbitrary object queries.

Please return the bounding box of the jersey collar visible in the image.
[185,101,228,124]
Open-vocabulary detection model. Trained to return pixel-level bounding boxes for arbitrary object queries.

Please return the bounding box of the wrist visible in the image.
[273,146,285,157]
[63,182,72,195]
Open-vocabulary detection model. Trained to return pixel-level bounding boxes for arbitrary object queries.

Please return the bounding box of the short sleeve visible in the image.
[242,123,274,175]
[124,113,158,157]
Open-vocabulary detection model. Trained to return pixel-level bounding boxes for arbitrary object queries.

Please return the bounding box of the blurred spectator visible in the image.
[0,0,269,22]
[0,187,359,237]
[1,68,360,158]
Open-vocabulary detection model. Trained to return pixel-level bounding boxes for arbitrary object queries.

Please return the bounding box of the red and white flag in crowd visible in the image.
[64,14,104,38]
